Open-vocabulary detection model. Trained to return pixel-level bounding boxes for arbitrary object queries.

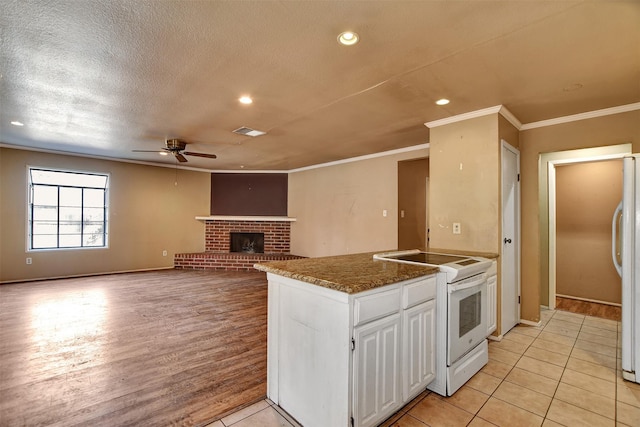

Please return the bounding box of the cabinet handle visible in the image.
[504,238,512,244]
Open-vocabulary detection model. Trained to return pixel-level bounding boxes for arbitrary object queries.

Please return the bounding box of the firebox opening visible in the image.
[230,232,265,253]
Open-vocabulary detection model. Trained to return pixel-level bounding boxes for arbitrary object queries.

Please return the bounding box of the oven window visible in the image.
[459,291,482,337]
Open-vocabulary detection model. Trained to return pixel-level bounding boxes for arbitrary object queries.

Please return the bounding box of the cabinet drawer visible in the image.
[402,276,437,309]
[354,288,400,327]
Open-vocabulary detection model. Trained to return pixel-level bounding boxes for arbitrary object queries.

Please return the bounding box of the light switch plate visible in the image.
[453,223,461,234]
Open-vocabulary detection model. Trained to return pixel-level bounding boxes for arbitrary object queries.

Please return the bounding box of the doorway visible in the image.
[398,158,429,250]
[554,160,623,306]
[541,143,631,309]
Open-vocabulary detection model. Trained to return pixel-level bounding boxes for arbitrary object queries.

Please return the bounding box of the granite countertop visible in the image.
[254,252,438,294]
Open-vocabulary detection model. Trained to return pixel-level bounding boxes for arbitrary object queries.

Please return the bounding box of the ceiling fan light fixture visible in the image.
[233,126,266,137]
[338,31,359,46]
[159,151,169,156]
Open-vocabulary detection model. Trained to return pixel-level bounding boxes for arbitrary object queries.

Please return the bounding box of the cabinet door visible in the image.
[353,314,401,427]
[487,275,497,335]
[402,299,435,400]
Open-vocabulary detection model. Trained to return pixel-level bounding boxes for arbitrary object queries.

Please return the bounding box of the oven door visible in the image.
[447,273,488,365]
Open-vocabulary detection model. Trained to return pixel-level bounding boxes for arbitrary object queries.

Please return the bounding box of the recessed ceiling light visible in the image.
[338,31,359,46]
[239,96,253,104]
[10,121,24,126]
[435,99,450,106]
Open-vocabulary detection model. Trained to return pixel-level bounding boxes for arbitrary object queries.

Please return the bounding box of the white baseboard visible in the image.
[519,319,542,327]
[0,266,175,285]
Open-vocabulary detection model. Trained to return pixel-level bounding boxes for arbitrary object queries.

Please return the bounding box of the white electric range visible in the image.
[373,249,494,396]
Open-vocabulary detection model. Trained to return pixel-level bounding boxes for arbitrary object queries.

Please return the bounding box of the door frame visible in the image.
[542,144,631,309]
[501,140,521,332]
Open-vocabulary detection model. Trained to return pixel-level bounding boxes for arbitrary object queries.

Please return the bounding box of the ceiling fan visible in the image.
[132,138,217,163]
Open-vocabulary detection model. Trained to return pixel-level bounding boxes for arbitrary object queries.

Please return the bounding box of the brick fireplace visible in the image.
[174,216,303,271]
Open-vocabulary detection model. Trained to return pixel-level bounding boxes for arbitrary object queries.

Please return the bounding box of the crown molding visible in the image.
[520,102,640,130]
[424,105,521,130]
[2,142,430,174]
[424,105,502,129]
[288,143,430,173]
[498,106,522,130]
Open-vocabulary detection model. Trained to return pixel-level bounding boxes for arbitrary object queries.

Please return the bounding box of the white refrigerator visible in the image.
[613,154,640,383]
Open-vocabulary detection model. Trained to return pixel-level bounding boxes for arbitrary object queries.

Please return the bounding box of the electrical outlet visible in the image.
[162,250,168,257]
[382,209,388,217]
[26,257,32,265]
[453,223,461,234]
[400,210,405,218]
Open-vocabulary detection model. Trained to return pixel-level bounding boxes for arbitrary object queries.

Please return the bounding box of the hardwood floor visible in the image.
[556,295,621,321]
[0,269,268,427]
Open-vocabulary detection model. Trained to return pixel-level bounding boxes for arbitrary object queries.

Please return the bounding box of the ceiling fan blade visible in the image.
[174,153,188,163]
[183,151,217,159]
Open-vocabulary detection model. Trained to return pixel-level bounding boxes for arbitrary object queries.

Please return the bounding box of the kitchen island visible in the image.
[254,252,439,427]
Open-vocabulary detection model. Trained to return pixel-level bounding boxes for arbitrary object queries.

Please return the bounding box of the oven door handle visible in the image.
[448,276,486,293]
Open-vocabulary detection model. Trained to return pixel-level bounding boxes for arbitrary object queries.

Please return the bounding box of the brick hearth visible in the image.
[174,252,303,271]
[174,216,304,271]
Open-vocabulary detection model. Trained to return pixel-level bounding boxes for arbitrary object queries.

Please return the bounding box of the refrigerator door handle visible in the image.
[612,200,623,277]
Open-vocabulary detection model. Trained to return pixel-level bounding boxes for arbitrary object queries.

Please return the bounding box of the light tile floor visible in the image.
[205,308,640,427]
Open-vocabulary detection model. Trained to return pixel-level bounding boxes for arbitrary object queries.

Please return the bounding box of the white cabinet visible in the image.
[402,299,435,400]
[266,272,437,427]
[353,314,401,427]
[487,274,497,335]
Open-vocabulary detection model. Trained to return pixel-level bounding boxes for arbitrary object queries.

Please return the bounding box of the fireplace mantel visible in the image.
[196,216,296,222]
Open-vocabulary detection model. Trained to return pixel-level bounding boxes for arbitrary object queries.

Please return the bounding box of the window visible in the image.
[28,167,109,250]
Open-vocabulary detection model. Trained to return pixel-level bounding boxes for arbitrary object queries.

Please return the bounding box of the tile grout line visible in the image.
[493,315,554,424]
[536,311,621,425]
[468,321,546,425]
[541,309,582,424]
[459,309,608,426]
[477,310,620,425]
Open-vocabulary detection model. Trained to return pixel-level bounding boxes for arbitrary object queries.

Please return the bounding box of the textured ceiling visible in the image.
[1,0,638,171]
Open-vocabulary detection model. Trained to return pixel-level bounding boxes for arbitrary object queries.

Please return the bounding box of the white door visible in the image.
[501,141,520,334]
[353,314,401,427]
[402,300,435,400]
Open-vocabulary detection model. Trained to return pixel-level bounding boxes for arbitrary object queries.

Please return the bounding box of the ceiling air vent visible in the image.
[232,126,266,137]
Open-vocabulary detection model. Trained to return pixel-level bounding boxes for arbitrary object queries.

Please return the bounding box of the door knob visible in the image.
[504,238,512,244]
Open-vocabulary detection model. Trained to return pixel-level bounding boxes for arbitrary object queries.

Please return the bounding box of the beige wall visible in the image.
[0,148,210,282]
[288,149,429,258]
[429,113,519,337]
[520,110,640,322]
[429,114,500,253]
[499,115,520,151]
[555,159,622,304]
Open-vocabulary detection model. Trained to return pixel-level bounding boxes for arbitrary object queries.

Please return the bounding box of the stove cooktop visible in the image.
[391,252,471,265]
[373,250,491,282]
